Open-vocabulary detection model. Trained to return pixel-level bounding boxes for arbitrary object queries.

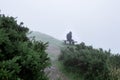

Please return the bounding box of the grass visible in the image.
[56,61,83,80]
[27,31,63,47]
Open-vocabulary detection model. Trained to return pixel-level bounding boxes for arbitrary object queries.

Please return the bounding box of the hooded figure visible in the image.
[66,31,73,44]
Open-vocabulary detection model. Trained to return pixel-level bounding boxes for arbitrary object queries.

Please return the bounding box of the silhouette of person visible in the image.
[66,31,73,44]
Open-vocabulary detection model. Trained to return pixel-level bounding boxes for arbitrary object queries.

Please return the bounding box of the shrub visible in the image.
[109,54,120,80]
[59,42,117,80]
[0,14,49,80]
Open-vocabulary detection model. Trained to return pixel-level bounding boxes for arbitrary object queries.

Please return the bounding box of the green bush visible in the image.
[59,42,120,80]
[109,54,120,80]
[0,14,49,80]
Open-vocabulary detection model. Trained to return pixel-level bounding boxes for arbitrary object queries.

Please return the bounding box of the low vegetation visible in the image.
[0,14,50,80]
[59,42,120,80]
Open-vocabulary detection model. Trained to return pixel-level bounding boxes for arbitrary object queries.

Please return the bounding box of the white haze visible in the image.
[0,0,120,54]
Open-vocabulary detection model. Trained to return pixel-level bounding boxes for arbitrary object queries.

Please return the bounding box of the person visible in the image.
[66,31,73,44]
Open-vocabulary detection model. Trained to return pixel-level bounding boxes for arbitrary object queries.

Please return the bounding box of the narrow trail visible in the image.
[45,45,69,80]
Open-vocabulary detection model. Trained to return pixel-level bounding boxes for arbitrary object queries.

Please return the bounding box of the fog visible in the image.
[0,0,120,53]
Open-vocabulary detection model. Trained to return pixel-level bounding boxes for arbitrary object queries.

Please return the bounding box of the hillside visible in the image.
[27,31,63,47]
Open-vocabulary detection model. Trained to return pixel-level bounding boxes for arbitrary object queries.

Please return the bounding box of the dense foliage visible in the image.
[59,42,120,80]
[0,14,49,80]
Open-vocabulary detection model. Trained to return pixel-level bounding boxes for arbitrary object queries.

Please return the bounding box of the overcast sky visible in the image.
[0,0,120,54]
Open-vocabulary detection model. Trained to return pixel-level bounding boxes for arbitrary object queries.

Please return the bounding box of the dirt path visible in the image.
[45,45,69,80]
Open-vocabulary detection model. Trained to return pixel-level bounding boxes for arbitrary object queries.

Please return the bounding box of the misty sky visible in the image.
[0,0,120,54]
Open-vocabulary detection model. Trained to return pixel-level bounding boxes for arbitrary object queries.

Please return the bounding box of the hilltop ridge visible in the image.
[27,31,63,47]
